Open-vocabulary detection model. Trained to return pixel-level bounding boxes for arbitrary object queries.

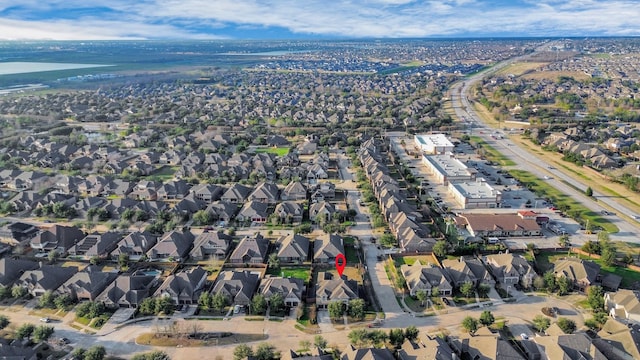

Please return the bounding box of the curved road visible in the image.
[449,45,640,242]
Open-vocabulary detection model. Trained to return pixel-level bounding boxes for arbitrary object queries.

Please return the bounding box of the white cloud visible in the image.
[0,0,638,39]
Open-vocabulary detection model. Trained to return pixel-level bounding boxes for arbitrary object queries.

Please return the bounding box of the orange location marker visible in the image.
[335,253,346,276]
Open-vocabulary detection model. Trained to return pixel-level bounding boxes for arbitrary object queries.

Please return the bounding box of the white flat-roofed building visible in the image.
[449,178,501,209]
[422,153,476,185]
[414,134,454,154]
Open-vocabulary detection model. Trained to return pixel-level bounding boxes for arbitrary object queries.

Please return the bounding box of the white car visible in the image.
[520,333,529,340]
[40,317,50,323]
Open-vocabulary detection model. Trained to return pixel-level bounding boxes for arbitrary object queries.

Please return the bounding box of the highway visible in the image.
[448,46,640,242]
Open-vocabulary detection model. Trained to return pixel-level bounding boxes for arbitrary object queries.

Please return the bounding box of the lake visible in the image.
[0,62,113,76]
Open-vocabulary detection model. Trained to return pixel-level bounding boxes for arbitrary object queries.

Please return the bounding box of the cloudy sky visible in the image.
[0,0,638,40]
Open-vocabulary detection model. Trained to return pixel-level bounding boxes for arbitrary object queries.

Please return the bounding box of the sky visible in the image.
[0,0,639,40]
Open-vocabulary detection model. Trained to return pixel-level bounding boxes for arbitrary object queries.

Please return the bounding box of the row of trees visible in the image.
[348,326,419,348]
[15,323,55,343]
[327,299,365,321]
[233,343,278,360]
[138,296,175,316]
[461,310,496,334]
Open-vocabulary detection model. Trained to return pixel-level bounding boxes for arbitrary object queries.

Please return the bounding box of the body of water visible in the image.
[0,62,113,76]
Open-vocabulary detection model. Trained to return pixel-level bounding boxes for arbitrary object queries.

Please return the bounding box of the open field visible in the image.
[493,62,548,77]
[520,70,592,81]
[254,147,290,156]
[469,136,516,166]
[136,332,267,347]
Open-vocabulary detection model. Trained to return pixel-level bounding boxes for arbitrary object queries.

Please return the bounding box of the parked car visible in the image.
[520,333,529,340]
[40,317,50,323]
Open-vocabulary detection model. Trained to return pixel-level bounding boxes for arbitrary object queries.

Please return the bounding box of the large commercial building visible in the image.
[422,153,476,185]
[454,213,542,238]
[449,179,501,209]
[414,134,454,154]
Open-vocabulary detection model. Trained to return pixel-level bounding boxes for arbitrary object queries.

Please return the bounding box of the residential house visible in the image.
[313,234,345,264]
[0,222,39,245]
[259,276,305,307]
[236,201,270,224]
[55,265,118,301]
[484,253,535,288]
[67,232,122,259]
[449,327,525,360]
[442,257,495,288]
[147,230,195,262]
[0,258,39,287]
[96,273,157,308]
[190,231,232,261]
[340,346,395,360]
[281,181,307,201]
[156,180,191,200]
[274,201,304,224]
[211,270,260,306]
[205,201,238,223]
[282,348,332,360]
[309,201,336,223]
[30,225,85,254]
[277,234,310,264]
[229,233,269,264]
[220,183,253,204]
[111,231,158,261]
[605,289,640,324]
[553,258,600,292]
[535,331,608,360]
[249,181,280,204]
[398,337,455,360]
[190,183,224,203]
[401,260,453,296]
[315,272,359,309]
[594,318,640,359]
[154,266,208,305]
[17,265,77,297]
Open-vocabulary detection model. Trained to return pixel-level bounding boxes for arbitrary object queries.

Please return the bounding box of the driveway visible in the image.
[316,310,334,333]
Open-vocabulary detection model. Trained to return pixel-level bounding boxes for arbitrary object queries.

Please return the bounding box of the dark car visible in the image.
[442,297,450,305]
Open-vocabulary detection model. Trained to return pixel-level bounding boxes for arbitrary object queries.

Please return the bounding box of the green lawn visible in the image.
[266,267,310,281]
[469,136,516,166]
[254,147,290,156]
[148,165,177,181]
[509,169,618,233]
[394,255,436,268]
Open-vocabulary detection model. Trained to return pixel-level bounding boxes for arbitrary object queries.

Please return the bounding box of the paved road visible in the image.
[448,45,640,242]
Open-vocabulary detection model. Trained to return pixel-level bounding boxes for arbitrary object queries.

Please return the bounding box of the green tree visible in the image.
[299,339,311,352]
[313,334,328,349]
[118,253,130,268]
[404,325,419,342]
[252,294,267,315]
[477,284,490,298]
[479,310,495,327]
[556,317,576,334]
[233,344,253,360]
[389,328,405,348]
[15,323,35,340]
[379,233,396,248]
[348,298,365,320]
[328,301,344,320]
[156,296,174,315]
[587,285,605,311]
[267,253,280,269]
[47,250,59,263]
[84,345,107,360]
[557,276,571,296]
[254,342,276,360]
[460,281,475,298]
[432,240,448,257]
[533,315,551,333]
[131,351,171,360]
[269,293,284,313]
[585,187,593,197]
[71,348,86,360]
[367,329,388,347]
[462,316,478,334]
[0,286,9,300]
[601,245,616,266]
[138,297,157,316]
[32,325,54,342]
[193,210,214,226]
[348,328,369,348]
[0,315,9,330]
[198,292,211,310]
[416,289,428,307]
[211,292,228,312]
[38,291,56,309]
[558,234,570,247]
[11,285,27,299]
[543,271,557,292]
[581,241,601,255]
